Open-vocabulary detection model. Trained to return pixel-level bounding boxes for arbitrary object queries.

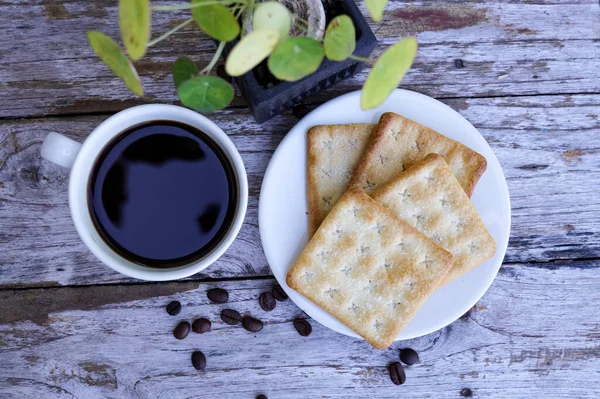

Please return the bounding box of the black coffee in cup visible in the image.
[87,121,238,268]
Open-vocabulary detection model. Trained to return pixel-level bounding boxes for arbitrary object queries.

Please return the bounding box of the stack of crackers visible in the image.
[286,112,496,349]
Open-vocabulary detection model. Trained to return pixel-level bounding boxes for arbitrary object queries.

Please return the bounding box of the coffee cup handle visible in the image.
[40,132,82,169]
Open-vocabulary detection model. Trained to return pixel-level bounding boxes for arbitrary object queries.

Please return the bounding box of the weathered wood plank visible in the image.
[0,260,598,398]
[1,94,599,287]
[0,0,598,118]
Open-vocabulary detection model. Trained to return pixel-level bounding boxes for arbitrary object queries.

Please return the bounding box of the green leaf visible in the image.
[225,28,279,77]
[119,0,150,60]
[173,57,199,88]
[364,0,387,22]
[252,2,291,43]
[191,0,240,42]
[177,76,234,113]
[323,15,355,61]
[361,37,417,110]
[173,57,198,88]
[267,37,324,81]
[87,31,144,95]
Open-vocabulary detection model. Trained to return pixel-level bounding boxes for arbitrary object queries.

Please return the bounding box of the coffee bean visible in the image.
[399,348,419,365]
[454,59,465,68]
[166,301,181,316]
[216,64,232,83]
[292,104,312,119]
[272,285,288,302]
[242,316,264,333]
[460,388,473,397]
[192,318,211,333]
[191,351,206,371]
[173,321,190,340]
[207,288,229,304]
[256,395,268,399]
[220,309,242,325]
[259,292,276,311]
[293,318,312,336]
[388,362,406,385]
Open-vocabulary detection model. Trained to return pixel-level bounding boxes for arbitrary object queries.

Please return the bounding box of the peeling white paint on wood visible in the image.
[0,264,599,398]
[1,95,599,286]
[0,0,599,396]
[0,1,598,117]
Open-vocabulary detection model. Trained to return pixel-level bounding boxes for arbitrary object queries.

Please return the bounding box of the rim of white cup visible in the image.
[68,104,248,281]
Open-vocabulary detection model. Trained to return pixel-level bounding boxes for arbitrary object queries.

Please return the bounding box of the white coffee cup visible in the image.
[41,104,248,281]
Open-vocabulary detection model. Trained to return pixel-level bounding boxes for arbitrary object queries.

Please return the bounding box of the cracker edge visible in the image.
[349,112,488,197]
[372,153,496,285]
[306,124,376,236]
[306,125,324,237]
[288,186,453,349]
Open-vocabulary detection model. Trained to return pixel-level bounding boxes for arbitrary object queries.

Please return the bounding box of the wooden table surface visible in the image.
[1,1,599,398]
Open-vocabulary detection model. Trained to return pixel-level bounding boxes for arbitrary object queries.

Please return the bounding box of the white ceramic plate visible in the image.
[259,89,510,340]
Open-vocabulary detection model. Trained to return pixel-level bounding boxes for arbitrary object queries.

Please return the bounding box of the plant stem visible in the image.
[152,0,245,11]
[349,54,376,64]
[200,41,226,75]
[236,5,246,22]
[147,18,194,47]
[293,15,309,25]
[292,21,309,34]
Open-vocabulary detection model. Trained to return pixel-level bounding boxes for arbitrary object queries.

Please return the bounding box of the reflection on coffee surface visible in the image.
[88,121,237,268]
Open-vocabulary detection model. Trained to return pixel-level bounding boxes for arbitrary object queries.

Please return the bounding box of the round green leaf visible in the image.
[323,15,355,61]
[361,37,417,110]
[267,37,324,82]
[87,31,143,95]
[119,0,150,60]
[177,76,234,113]
[364,0,388,22]
[191,0,240,42]
[173,57,199,88]
[225,28,280,77]
[252,2,291,42]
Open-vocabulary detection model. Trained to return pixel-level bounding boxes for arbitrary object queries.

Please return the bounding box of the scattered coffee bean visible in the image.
[454,59,465,68]
[173,321,190,340]
[272,285,288,302]
[460,388,473,397]
[242,316,264,333]
[259,292,276,311]
[256,395,268,399]
[191,351,207,371]
[293,318,312,336]
[399,348,419,365]
[292,104,312,119]
[388,362,406,385]
[207,288,229,303]
[216,64,232,83]
[220,309,242,325]
[166,301,181,316]
[192,318,211,333]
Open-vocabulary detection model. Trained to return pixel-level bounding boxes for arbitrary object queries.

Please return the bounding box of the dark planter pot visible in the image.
[223,0,377,123]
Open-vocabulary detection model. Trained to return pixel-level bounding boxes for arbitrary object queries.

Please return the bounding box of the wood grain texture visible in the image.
[1,0,599,396]
[1,94,599,287]
[0,0,598,118]
[0,261,598,398]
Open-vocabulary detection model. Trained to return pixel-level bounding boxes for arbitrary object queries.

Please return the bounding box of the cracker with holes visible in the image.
[307,123,376,236]
[287,187,453,349]
[372,154,496,286]
[349,112,487,197]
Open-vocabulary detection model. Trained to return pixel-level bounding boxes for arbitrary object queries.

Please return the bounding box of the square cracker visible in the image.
[372,154,496,286]
[307,124,376,236]
[287,187,453,349]
[349,112,487,197]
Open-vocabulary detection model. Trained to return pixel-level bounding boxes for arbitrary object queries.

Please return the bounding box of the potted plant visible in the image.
[88,0,417,122]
